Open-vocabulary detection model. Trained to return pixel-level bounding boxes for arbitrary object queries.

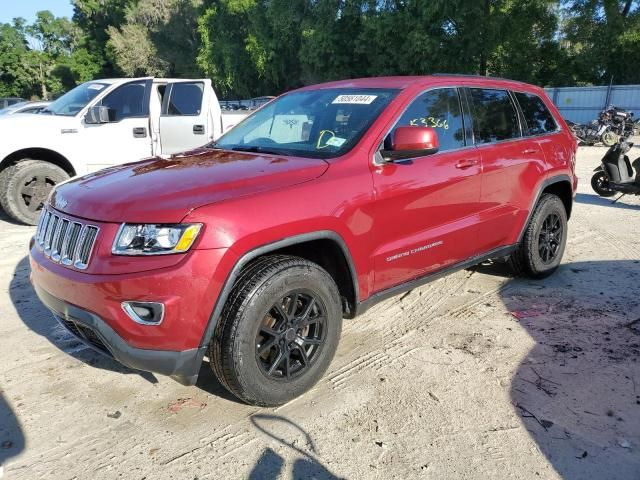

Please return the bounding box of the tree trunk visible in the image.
[39,62,48,100]
[479,0,490,75]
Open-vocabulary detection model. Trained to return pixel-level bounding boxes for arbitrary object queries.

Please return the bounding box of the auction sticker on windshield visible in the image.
[332,95,378,105]
[326,137,347,147]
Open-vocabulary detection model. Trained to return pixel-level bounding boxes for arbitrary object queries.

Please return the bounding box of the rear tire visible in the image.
[0,160,69,225]
[591,171,616,197]
[508,193,567,279]
[209,255,342,406]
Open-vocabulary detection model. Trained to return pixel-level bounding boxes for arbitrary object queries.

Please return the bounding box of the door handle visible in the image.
[133,127,147,138]
[193,124,205,135]
[455,159,478,169]
[522,148,538,154]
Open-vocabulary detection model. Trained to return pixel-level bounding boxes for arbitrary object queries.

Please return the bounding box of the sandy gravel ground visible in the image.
[1,145,639,480]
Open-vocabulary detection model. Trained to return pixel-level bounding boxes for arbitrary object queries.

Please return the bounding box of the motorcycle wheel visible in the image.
[591,171,616,197]
[601,131,619,147]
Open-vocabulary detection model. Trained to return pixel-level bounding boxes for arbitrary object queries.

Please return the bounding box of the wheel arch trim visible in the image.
[517,174,573,243]
[0,148,76,177]
[197,230,359,351]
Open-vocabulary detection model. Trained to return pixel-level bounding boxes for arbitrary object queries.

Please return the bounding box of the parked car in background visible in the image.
[220,96,275,111]
[0,100,51,115]
[249,96,275,109]
[0,78,249,224]
[30,75,577,407]
[0,97,25,109]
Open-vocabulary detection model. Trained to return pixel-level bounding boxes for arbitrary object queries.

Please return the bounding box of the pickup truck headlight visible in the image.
[112,224,202,255]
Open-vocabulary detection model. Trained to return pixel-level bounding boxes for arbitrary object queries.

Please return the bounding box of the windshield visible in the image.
[44,82,109,116]
[213,88,399,159]
[0,102,27,115]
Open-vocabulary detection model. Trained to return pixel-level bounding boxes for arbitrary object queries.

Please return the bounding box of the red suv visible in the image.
[30,76,577,406]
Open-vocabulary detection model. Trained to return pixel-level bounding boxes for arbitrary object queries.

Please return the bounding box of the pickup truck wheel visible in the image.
[0,160,69,225]
[508,193,567,279]
[209,255,342,406]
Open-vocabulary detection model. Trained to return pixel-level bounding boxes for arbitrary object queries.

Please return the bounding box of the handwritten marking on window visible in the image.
[409,117,449,130]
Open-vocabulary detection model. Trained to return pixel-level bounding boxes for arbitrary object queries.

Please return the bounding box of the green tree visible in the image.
[107,0,204,77]
[563,0,640,84]
[197,0,268,97]
[0,19,32,97]
[71,0,135,77]
[25,11,78,99]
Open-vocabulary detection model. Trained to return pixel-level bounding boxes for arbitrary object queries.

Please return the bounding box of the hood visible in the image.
[50,149,329,223]
[0,113,77,129]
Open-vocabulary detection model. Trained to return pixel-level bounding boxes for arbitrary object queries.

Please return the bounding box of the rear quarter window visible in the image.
[514,92,558,136]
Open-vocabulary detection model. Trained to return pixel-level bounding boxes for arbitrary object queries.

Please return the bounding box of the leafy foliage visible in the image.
[0,1,639,100]
[108,0,205,77]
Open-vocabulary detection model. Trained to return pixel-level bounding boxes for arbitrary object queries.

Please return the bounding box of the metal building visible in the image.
[544,85,640,124]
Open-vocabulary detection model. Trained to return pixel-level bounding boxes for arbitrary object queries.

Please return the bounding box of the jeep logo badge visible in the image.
[55,194,68,210]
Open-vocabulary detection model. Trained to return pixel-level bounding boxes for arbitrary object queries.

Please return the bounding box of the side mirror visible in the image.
[84,105,111,124]
[381,126,439,162]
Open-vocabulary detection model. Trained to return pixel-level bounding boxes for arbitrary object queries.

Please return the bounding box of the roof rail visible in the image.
[430,73,527,84]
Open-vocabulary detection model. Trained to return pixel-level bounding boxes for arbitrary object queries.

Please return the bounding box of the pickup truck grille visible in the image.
[35,207,100,270]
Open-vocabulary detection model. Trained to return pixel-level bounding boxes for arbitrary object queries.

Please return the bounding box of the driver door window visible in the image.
[389,88,466,151]
[100,82,148,121]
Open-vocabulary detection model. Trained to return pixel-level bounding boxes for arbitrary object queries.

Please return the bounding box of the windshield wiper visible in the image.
[230,145,287,156]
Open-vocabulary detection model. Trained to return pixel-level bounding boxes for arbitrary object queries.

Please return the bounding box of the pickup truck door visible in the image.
[80,79,153,173]
[371,87,482,293]
[159,80,216,154]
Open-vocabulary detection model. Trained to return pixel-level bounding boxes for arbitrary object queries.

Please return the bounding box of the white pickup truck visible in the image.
[0,77,248,224]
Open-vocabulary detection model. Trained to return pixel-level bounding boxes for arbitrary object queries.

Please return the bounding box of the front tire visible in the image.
[209,255,342,406]
[508,193,568,279]
[591,171,616,197]
[0,160,69,225]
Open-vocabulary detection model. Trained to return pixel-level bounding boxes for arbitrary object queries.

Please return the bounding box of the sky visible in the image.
[0,0,74,24]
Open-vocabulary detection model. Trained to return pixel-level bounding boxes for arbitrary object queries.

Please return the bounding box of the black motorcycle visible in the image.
[591,139,640,202]
[603,106,635,139]
[570,106,636,147]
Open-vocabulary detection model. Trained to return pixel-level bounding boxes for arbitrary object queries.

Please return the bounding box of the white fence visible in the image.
[544,85,640,124]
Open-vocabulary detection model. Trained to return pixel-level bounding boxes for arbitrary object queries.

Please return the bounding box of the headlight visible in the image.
[112,223,202,255]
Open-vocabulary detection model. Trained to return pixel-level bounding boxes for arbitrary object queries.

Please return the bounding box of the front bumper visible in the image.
[33,283,206,385]
[29,224,238,384]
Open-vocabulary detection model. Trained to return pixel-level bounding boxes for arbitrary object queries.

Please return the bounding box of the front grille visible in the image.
[35,207,99,270]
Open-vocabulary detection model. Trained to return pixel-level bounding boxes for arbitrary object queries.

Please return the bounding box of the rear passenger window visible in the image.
[163,82,204,116]
[468,89,520,144]
[514,92,557,135]
[391,88,466,152]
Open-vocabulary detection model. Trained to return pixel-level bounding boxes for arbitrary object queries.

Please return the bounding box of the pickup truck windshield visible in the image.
[44,82,109,116]
[213,88,399,159]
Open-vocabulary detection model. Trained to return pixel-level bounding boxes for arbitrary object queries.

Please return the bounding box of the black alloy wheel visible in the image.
[256,291,326,379]
[507,193,567,279]
[537,213,563,264]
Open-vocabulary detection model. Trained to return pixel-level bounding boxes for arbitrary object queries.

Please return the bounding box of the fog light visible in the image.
[121,301,165,325]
